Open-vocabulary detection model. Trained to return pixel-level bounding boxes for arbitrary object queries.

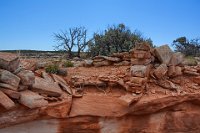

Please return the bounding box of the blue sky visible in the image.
[0,0,200,50]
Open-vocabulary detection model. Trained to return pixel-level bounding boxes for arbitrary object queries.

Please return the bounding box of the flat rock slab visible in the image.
[0,52,20,72]
[69,94,128,117]
[0,69,20,89]
[0,88,20,99]
[0,90,15,110]
[155,45,173,64]
[32,76,62,97]
[20,90,48,109]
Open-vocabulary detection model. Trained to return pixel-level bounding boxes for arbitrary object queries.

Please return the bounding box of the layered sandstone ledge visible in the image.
[0,43,200,133]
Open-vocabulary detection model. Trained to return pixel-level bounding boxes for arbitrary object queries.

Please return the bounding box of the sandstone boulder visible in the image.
[0,83,18,91]
[32,76,62,97]
[0,69,20,89]
[0,90,15,110]
[1,88,20,99]
[169,52,184,66]
[130,65,151,78]
[17,70,35,86]
[154,45,173,64]
[153,64,168,79]
[52,74,72,95]
[41,71,54,82]
[19,90,48,109]
[129,77,147,87]
[0,52,20,72]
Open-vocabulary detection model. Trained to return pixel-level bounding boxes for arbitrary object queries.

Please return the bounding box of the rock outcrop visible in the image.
[0,45,200,133]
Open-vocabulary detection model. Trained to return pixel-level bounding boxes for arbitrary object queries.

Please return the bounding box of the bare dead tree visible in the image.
[54,26,88,58]
[76,27,87,57]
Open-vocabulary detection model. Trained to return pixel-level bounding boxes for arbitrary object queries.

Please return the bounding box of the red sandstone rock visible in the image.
[32,76,62,97]
[153,64,168,79]
[0,91,15,110]
[19,90,48,109]
[0,88,20,99]
[0,69,20,89]
[0,83,18,91]
[17,70,35,86]
[130,65,151,78]
[132,50,151,59]
[193,76,200,85]
[0,52,20,72]
[69,94,128,117]
[131,58,151,65]
[41,71,54,82]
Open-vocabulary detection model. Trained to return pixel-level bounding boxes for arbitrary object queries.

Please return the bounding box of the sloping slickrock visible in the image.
[41,71,54,82]
[154,45,173,64]
[32,76,62,97]
[0,88,20,99]
[19,90,48,109]
[52,74,72,95]
[0,69,20,88]
[0,52,20,72]
[0,90,15,110]
[17,70,35,86]
[69,94,128,117]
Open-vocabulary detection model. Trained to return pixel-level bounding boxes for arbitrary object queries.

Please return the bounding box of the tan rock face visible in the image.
[0,91,15,110]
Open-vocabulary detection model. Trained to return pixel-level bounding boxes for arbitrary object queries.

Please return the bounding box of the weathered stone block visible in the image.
[32,76,62,97]
[0,52,20,72]
[0,69,20,88]
[154,45,173,64]
[169,52,184,66]
[153,64,168,79]
[0,90,15,110]
[17,70,35,86]
[19,90,48,109]
[130,65,151,78]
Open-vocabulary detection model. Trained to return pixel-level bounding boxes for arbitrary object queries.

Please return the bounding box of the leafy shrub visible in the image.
[45,64,59,74]
[63,61,74,67]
